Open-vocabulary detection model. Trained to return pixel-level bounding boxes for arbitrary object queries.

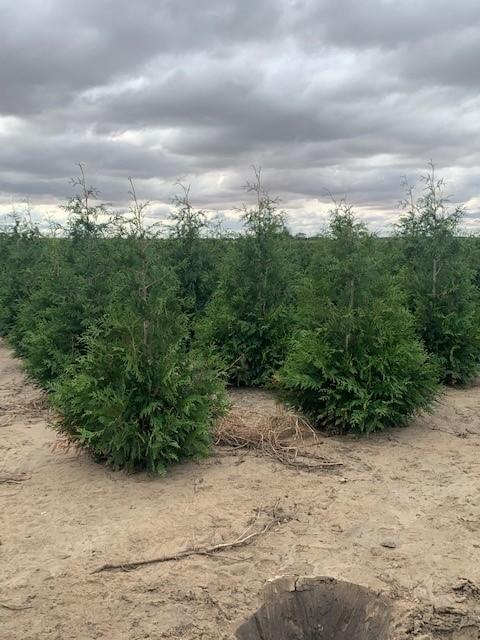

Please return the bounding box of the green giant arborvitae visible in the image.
[398,166,480,385]
[199,169,296,386]
[278,203,439,433]
[52,184,226,472]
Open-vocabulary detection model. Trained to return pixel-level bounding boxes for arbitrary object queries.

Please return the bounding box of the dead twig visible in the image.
[93,503,287,574]
[50,434,84,455]
[427,425,468,438]
[0,601,32,611]
[0,473,29,485]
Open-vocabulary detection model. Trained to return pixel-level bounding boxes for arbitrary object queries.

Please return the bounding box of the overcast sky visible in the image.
[1,0,479,233]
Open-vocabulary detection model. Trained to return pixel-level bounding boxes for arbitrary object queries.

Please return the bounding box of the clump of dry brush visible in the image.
[214,402,342,471]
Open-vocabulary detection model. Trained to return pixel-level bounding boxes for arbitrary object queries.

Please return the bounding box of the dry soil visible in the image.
[1,339,480,639]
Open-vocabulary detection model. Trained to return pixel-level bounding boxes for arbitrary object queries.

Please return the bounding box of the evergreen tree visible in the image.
[10,166,114,385]
[278,203,439,433]
[0,211,42,336]
[199,168,295,386]
[397,165,480,385]
[167,184,219,317]
[52,184,226,472]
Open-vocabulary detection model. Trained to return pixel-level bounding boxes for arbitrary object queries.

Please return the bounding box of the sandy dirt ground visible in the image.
[1,338,480,639]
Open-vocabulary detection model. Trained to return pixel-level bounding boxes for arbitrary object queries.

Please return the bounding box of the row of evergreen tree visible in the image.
[1,165,479,472]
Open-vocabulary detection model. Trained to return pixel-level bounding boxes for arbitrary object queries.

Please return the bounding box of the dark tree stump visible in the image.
[235,576,393,640]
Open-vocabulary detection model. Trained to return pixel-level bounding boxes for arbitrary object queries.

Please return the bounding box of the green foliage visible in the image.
[0,171,227,473]
[13,253,92,383]
[52,238,225,472]
[199,169,296,386]
[1,163,479,464]
[51,190,226,472]
[0,213,42,336]
[463,236,480,289]
[167,185,220,316]
[277,204,439,433]
[8,169,115,385]
[397,166,480,385]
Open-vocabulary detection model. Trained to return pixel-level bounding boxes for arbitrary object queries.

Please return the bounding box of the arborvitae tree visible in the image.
[11,166,115,385]
[277,204,439,434]
[397,166,480,385]
[461,235,480,288]
[12,239,91,383]
[199,168,295,386]
[0,212,42,336]
[167,184,219,316]
[52,184,226,472]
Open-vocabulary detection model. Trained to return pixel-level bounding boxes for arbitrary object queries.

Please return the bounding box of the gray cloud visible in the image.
[0,0,479,232]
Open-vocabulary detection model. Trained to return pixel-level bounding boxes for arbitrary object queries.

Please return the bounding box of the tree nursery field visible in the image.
[1,167,480,638]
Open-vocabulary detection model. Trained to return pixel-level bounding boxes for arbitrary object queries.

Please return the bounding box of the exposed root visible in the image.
[93,502,289,574]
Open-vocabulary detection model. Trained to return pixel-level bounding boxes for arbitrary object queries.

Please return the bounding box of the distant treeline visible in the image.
[1,166,479,472]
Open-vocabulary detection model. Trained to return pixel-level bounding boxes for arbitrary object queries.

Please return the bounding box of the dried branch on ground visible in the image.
[93,502,290,574]
[0,472,30,484]
[0,601,32,611]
